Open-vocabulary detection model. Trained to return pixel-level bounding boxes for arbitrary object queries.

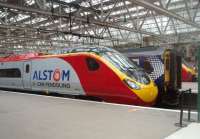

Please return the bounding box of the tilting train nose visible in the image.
[132,81,158,104]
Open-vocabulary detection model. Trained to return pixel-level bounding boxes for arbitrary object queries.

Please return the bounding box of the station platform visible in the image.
[0,90,199,139]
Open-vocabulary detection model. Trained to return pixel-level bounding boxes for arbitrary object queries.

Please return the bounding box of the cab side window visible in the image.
[86,58,100,71]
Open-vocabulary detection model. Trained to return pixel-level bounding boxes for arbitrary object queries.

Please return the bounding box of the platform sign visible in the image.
[198,47,200,122]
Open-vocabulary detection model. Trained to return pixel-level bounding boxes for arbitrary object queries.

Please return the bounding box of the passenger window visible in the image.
[0,68,21,78]
[26,64,30,73]
[86,58,100,71]
[143,60,153,74]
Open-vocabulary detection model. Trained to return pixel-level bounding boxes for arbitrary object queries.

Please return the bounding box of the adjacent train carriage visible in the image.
[182,60,197,82]
[0,46,158,106]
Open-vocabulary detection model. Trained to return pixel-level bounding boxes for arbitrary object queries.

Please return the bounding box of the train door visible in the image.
[23,61,31,90]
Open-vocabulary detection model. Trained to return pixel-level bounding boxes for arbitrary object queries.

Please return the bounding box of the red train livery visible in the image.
[0,46,158,106]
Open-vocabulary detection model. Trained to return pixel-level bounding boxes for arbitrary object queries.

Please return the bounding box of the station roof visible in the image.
[0,0,199,53]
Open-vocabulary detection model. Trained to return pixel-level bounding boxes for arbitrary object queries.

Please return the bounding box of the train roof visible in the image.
[119,46,166,57]
[0,46,117,62]
[0,52,42,62]
[48,46,117,55]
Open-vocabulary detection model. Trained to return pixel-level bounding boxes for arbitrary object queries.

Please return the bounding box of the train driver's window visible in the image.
[26,64,30,73]
[143,60,153,74]
[86,58,100,71]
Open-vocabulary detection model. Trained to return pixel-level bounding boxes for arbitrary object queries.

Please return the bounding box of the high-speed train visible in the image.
[0,46,158,106]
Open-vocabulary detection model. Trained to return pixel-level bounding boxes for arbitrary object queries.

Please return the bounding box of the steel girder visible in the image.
[130,0,200,28]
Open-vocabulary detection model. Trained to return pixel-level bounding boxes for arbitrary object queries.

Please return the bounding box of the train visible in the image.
[0,46,158,106]
[182,59,197,82]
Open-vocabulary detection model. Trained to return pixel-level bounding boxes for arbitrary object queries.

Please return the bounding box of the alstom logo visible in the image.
[33,69,70,81]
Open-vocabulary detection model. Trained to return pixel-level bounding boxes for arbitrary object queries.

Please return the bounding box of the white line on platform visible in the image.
[0,90,198,114]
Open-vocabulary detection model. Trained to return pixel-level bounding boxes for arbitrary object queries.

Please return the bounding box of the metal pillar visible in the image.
[198,47,200,122]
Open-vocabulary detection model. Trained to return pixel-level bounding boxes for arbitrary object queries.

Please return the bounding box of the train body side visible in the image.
[0,58,84,95]
[0,53,157,106]
[31,57,85,95]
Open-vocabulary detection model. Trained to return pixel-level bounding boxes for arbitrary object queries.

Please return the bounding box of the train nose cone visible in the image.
[144,86,158,103]
[150,86,158,101]
[133,81,158,104]
[150,91,154,97]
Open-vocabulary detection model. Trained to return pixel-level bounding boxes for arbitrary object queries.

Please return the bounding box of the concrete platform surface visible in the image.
[165,123,200,139]
[0,91,198,139]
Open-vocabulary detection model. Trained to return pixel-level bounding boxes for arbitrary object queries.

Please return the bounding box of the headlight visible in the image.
[124,79,140,90]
